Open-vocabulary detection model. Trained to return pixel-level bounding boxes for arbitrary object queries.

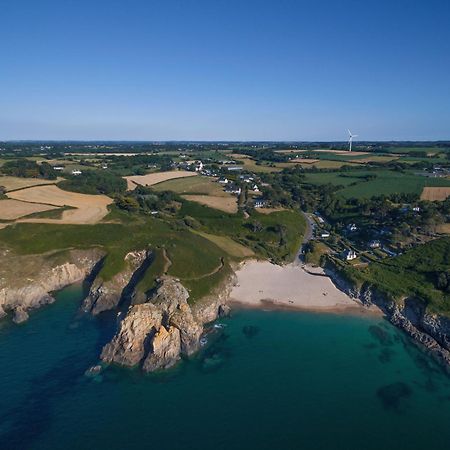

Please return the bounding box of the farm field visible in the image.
[339,172,450,199]
[303,169,450,199]
[230,155,282,173]
[349,156,399,164]
[0,199,59,220]
[124,171,197,190]
[256,207,287,214]
[152,176,227,196]
[7,185,113,225]
[182,194,238,213]
[437,223,450,234]
[0,176,62,192]
[421,187,450,201]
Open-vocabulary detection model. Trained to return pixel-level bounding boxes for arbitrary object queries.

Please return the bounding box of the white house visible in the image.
[195,161,204,172]
[218,177,229,184]
[343,249,357,261]
[347,223,358,232]
[252,184,260,192]
[254,199,266,208]
[320,231,330,238]
[368,239,381,249]
[52,166,64,171]
[71,169,82,175]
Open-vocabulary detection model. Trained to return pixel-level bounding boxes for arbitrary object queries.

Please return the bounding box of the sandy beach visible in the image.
[230,260,377,314]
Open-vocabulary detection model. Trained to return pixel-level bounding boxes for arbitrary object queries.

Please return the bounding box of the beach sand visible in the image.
[230,260,377,314]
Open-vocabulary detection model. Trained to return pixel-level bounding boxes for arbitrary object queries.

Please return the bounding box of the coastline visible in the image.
[229,259,381,316]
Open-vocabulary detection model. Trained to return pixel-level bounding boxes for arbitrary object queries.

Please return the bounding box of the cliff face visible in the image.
[0,248,105,323]
[327,266,450,366]
[82,250,150,315]
[101,275,231,372]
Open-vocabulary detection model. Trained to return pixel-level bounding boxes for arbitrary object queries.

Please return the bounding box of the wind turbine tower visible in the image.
[348,129,358,152]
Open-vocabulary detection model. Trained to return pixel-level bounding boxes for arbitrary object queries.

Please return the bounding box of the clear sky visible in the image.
[1,0,450,141]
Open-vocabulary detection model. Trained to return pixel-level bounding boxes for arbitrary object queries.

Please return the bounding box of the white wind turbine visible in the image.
[348,129,358,152]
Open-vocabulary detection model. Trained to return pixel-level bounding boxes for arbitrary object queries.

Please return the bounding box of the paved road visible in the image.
[293,211,315,266]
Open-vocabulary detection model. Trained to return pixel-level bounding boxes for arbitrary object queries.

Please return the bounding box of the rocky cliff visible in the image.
[101,274,232,372]
[0,248,105,323]
[82,250,150,315]
[326,265,450,366]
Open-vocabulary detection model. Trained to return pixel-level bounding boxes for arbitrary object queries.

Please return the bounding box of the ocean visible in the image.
[1,284,450,450]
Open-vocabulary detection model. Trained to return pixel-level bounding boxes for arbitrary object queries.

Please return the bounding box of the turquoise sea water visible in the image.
[2,285,450,450]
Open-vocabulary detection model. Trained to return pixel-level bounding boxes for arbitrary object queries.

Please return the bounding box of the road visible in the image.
[293,211,315,266]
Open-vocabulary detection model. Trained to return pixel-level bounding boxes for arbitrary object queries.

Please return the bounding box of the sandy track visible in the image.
[421,187,450,201]
[182,194,238,213]
[230,260,369,312]
[7,185,113,224]
[124,171,197,190]
[0,176,63,192]
[0,199,59,220]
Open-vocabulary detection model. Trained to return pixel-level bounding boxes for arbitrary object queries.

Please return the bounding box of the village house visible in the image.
[225,184,241,195]
[342,249,357,261]
[71,169,82,175]
[254,198,266,208]
[368,239,381,249]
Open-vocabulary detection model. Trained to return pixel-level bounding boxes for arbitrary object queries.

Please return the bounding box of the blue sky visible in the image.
[1,0,450,141]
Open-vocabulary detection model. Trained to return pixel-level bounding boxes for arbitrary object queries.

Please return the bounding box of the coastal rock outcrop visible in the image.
[0,248,105,322]
[82,250,150,315]
[101,274,232,372]
[326,264,450,366]
[101,303,163,366]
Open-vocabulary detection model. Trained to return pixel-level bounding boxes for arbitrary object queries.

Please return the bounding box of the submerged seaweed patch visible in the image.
[242,325,260,338]
[376,382,413,411]
[368,325,394,346]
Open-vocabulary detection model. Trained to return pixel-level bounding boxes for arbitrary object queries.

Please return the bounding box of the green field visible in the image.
[303,169,450,199]
[152,176,227,196]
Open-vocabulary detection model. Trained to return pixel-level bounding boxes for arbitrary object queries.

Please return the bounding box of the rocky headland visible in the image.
[0,247,105,323]
[326,265,450,367]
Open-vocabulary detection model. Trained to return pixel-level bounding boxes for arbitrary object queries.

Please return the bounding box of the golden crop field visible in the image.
[0,199,59,220]
[124,171,197,190]
[420,187,450,201]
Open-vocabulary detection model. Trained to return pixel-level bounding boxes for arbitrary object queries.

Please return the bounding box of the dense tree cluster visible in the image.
[59,170,127,195]
[1,159,57,179]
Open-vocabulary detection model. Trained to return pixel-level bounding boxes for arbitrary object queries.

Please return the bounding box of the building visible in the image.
[347,223,358,232]
[368,240,381,249]
[218,177,229,184]
[195,161,203,172]
[52,166,64,171]
[254,199,266,208]
[225,184,241,195]
[252,184,260,192]
[342,249,357,261]
[71,169,82,175]
[320,231,330,238]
